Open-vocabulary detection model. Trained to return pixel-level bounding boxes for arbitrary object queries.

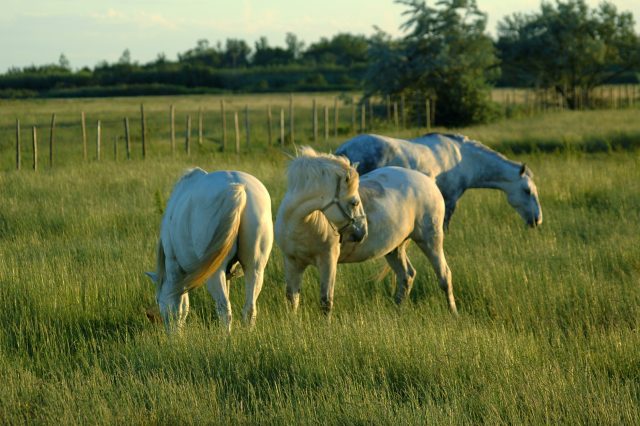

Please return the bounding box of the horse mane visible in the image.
[421,132,530,177]
[287,146,359,194]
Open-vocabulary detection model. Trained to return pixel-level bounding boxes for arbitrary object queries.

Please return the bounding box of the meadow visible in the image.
[0,95,639,424]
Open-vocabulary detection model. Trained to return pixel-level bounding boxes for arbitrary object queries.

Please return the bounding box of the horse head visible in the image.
[319,164,368,243]
[289,147,368,243]
[504,164,543,228]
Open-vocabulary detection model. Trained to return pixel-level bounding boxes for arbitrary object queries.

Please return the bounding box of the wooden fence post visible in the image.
[170,104,175,155]
[401,95,406,128]
[267,105,273,146]
[49,113,56,168]
[81,112,87,161]
[289,93,295,145]
[198,108,203,145]
[431,97,436,126]
[386,95,391,122]
[221,100,227,151]
[15,119,21,170]
[124,117,131,160]
[360,103,366,133]
[32,126,38,171]
[333,97,339,138]
[351,97,356,133]
[324,105,329,141]
[425,98,431,131]
[234,111,240,154]
[368,100,373,131]
[244,105,250,150]
[312,99,318,143]
[96,120,101,161]
[185,115,191,156]
[393,102,399,130]
[280,108,285,147]
[140,104,147,159]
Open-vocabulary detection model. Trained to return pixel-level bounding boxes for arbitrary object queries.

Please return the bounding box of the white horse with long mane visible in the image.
[276,147,457,314]
[146,168,273,333]
[275,147,368,313]
[335,133,543,229]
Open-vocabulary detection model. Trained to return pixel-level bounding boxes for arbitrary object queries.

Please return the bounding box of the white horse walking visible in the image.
[276,147,456,314]
[336,133,543,229]
[146,168,273,333]
[275,147,368,313]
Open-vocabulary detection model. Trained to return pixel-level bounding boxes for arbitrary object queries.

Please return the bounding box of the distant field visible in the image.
[0,96,639,423]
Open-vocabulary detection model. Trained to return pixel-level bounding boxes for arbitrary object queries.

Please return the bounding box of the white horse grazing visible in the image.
[335,133,543,229]
[275,147,368,313]
[146,168,273,333]
[276,147,456,314]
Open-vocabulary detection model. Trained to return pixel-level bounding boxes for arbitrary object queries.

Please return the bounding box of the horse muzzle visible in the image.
[528,214,543,228]
[349,224,368,243]
[347,217,368,242]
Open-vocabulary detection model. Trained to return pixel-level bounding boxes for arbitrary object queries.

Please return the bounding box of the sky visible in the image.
[1,0,639,72]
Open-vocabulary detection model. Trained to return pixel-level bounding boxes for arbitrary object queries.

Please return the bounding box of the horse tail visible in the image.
[182,183,247,292]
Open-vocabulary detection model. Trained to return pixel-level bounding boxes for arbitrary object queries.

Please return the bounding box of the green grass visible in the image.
[0,96,639,423]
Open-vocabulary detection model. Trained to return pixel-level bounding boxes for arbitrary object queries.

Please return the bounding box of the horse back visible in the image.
[336,134,413,174]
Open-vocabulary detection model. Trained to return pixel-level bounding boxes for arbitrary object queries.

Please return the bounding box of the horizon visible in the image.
[1,0,639,72]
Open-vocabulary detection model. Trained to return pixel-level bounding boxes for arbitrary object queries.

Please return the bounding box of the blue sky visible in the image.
[1,0,639,72]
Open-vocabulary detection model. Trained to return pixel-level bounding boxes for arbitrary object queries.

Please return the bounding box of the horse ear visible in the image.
[145,271,158,284]
[519,163,527,176]
[352,161,360,171]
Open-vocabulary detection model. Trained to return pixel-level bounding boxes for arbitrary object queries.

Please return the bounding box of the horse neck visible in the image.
[279,189,334,239]
[462,143,520,190]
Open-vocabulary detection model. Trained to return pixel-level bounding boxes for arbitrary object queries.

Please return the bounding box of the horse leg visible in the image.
[318,250,339,315]
[384,241,416,305]
[284,256,306,312]
[178,292,190,329]
[415,235,457,315]
[156,261,188,333]
[206,269,233,332]
[241,264,265,327]
[443,199,457,231]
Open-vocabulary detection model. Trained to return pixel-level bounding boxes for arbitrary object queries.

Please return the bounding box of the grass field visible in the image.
[0,96,639,423]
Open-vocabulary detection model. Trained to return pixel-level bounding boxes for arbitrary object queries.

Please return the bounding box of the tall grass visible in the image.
[0,99,639,423]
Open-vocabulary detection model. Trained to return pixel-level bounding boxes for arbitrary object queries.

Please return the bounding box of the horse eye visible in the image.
[351,199,360,207]
[524,188,531,195]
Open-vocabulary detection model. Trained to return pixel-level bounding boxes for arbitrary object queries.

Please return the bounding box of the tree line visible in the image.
[2,0,639,126]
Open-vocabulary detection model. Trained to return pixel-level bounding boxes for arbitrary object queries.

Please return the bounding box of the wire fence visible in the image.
[3,85,639,172]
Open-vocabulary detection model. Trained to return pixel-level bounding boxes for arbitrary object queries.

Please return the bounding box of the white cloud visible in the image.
[90,8,178,30]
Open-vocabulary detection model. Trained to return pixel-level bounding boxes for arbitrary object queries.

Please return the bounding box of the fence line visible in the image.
[5,86,639,171]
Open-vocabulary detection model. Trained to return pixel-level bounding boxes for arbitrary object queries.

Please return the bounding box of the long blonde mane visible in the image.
[287,146,358,194]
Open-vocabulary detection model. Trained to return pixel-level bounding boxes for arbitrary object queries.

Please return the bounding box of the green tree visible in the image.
[285,33,305,61]
[366,0,500,126]
[304,33,369,66]
[58,54,71,71]
[252,37,294,66]
[223,38,251,68]
[118,49,132,65]
[178,39,223,67]
[497,0,640,108]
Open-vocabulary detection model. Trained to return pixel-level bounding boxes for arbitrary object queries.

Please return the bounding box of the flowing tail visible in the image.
[182,183,247,292]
